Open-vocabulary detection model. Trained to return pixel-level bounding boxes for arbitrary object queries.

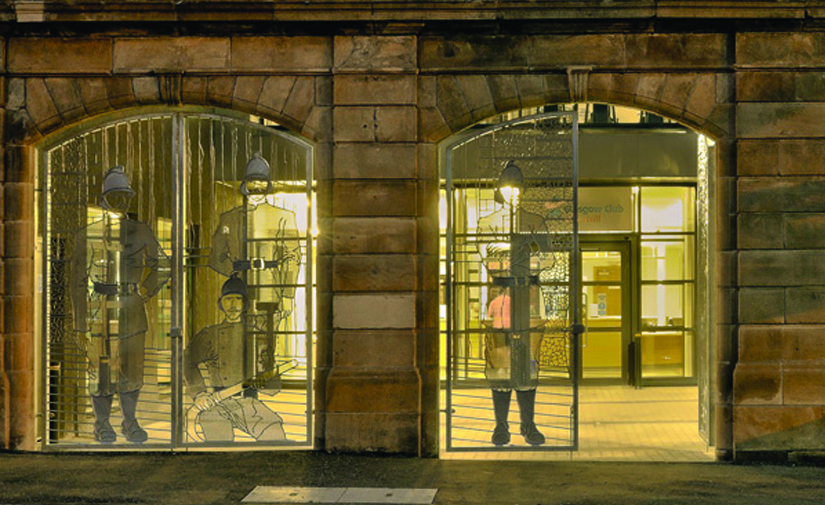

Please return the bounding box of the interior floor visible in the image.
[441,385,713,461]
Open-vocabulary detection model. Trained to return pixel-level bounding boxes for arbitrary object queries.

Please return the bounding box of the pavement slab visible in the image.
[1,451,825,505]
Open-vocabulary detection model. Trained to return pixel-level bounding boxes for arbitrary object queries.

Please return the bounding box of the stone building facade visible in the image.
[0,0,823,461]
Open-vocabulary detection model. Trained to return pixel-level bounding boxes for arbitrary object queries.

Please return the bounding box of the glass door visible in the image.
[39,110,314,449]
[580,241,630,383]
[443,111,581,452]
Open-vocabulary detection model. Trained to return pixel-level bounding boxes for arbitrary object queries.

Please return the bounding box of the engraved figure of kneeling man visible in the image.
[184,275,286,442]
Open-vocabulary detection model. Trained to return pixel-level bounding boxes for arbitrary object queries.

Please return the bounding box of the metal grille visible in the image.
[41,111,313,449]
[444,112,580,452]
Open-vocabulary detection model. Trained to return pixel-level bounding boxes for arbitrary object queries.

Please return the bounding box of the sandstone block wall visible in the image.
[0,19,821,461]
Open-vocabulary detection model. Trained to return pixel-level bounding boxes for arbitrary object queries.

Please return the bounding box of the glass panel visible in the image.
[578,187,634,233]
[182,115,312,446]
[641,284,684,329]
[641,331,685,378]
[583,331,622,379]
[45,115,174,446]
[446,112,577,451]
[641,238,692,281]
[582,251,622,282]
[641,186,695,233]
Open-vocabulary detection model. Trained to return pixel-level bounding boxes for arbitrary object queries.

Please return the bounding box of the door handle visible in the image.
[581,292,589,348]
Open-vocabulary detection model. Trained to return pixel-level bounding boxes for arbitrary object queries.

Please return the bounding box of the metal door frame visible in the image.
[579,238,633,385]
[443,111,582,452]
[38,107,315,450]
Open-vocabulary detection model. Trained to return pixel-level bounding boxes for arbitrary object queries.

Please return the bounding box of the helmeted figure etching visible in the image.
[70,166,171,444]
[477,160,563,447]
[184,275,286,442]
[208,153,302,331]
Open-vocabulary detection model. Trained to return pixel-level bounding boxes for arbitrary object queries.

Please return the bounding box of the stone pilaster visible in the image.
[325,35,428,454]
[733,31,825,460]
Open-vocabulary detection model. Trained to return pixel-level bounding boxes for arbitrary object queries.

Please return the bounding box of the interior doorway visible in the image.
[581,240,631,383]
[439,103,714,460]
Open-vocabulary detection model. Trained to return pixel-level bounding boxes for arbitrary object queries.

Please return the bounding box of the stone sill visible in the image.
[2,0,822,23]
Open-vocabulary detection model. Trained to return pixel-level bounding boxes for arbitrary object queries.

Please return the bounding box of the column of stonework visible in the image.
[734,32,825,461]
[1,70,37,450]
[325,35,425,453]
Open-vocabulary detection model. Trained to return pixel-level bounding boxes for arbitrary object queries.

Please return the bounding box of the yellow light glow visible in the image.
[499,186,520,204]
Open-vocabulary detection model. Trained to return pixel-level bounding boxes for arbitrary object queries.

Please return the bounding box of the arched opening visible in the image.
[34,107,316,449]
[439,103,715,460]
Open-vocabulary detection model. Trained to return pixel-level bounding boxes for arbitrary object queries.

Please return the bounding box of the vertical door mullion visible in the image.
[170,113,185,448]
[305,146,314,444]
[571,112,581,451]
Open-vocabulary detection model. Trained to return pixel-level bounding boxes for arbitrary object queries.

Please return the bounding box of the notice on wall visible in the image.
[578,187,633,232]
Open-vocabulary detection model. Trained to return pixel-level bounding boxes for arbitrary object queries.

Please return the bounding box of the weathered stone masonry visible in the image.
[1,3,825,460]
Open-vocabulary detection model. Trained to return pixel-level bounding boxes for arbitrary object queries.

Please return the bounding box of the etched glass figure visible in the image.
[184,275,286,442]
[70,166,171,444]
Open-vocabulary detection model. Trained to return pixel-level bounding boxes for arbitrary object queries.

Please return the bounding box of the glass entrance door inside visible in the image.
[581,242,630,382]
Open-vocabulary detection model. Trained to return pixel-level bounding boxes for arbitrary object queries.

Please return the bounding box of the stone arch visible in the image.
[431,75,731,458]
[2,80,327,449]
[6,75,330,147]
[419,71,733,143]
